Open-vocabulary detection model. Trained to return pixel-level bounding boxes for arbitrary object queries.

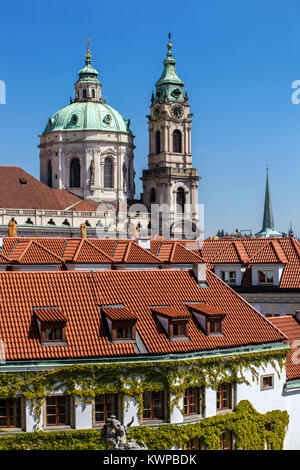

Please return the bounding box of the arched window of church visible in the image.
[83,89,87,99]
[155,131,161,154]
[173,130,182,153]
[177,187,185,212]
[92,89,95,98]
[104,157,113,188]
[47,160,52,188]
[70,158,81,188]
[150,188,156,203]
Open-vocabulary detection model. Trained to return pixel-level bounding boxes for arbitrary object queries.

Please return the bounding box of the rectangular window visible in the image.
[45,327,62,341]
[95,394,118,423]
[216,383,233,411]
[220,431,233,450]
[186,438,202,450]
[46,396,70,426]
[142,391,165,421]
[184,387,203,416]
[261,375,274,390]
[172,322,186,337]
[258,270,274,285]
[0,398,21,427]
[221,271,236,285]
[208,320,222,334]
[116,326,132,339]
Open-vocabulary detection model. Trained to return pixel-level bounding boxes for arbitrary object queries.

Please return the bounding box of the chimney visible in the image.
[8,221,17,238]
[80,223,87,239]
[192,262,207,286]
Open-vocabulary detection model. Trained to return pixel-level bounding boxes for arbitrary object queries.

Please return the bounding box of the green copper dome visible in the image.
[42,40,132,135]
[42,101,132,135]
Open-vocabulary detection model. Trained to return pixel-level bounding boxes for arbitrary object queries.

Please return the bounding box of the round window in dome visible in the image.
[103,114,112,125]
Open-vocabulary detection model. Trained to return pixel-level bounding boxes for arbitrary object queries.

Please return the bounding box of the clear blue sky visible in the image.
[0,0,300,237]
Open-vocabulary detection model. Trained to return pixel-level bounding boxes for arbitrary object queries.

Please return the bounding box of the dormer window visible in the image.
[208,319,222,334]
[151,306,191,341]
[221,271,236,285]
[186,303,226,337]
[171,321,187,337]
[33,307,67,345]
[258,270,274,285]
[45,326,63,342]
[102,306,137,343]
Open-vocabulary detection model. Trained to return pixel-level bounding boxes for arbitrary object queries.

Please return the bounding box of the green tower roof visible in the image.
[255,168,282,237]
[154,34,185,103]
[42,39,132,135]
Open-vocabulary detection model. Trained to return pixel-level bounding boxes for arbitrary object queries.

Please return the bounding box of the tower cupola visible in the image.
[75,38,102,103]
[154,33,185,104]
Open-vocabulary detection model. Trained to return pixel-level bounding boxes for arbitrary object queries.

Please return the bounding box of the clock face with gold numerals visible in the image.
[153,105,161,120]
[171,105,184,120]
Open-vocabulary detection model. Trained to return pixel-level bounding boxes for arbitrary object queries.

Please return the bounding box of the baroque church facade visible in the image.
[0,37,201,238]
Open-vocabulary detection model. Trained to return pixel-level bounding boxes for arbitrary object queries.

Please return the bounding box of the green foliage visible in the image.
[0,349,287,427]
[0,401,289,450]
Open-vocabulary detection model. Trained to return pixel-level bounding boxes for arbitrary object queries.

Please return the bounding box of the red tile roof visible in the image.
[34,307,67,322]
[151,306,192,319]
[268,315,300,380]
[248,240,288,264]
[0,270,285,361]
[0,167,98,211]
[72,240,113,264]
[154,238,300,289]
[153,241,205,264]
[9,240,64,265]
[211,241,249,264]
[102,306,138,321]
[186,303,226,317]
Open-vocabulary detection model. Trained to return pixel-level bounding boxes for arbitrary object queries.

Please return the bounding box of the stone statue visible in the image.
[101,415,147,450]
[8,220,17,238]
[80,223,87,239]
[90,157,95,186]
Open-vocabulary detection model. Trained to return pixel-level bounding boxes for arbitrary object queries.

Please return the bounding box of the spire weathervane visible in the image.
[167,32,172,55]
[86,36,91,61]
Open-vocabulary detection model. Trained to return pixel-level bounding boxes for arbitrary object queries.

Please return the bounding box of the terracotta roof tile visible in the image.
[151,306,192,319]
[186,303,226,317]
[0,167,96,211]
[72,240,113,264]
[269,315,300,380]
[9,240,64,265]
[102,306,138,321]
[34,307,67,322]
[0,270,285,361]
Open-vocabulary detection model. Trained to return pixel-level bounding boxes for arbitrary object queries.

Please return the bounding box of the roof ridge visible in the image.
[270,239,288,264]
[233,240,249,263]
[169,241,177,262]
[72,239,84,262]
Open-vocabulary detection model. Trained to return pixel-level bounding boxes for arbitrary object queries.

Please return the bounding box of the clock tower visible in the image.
[142,35,200,238]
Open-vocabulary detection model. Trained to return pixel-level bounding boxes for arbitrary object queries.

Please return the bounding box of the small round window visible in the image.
[103,114,112,125]
[70,114,78,125]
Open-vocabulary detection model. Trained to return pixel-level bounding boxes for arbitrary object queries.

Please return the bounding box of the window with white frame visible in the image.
[221,271,236,285]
